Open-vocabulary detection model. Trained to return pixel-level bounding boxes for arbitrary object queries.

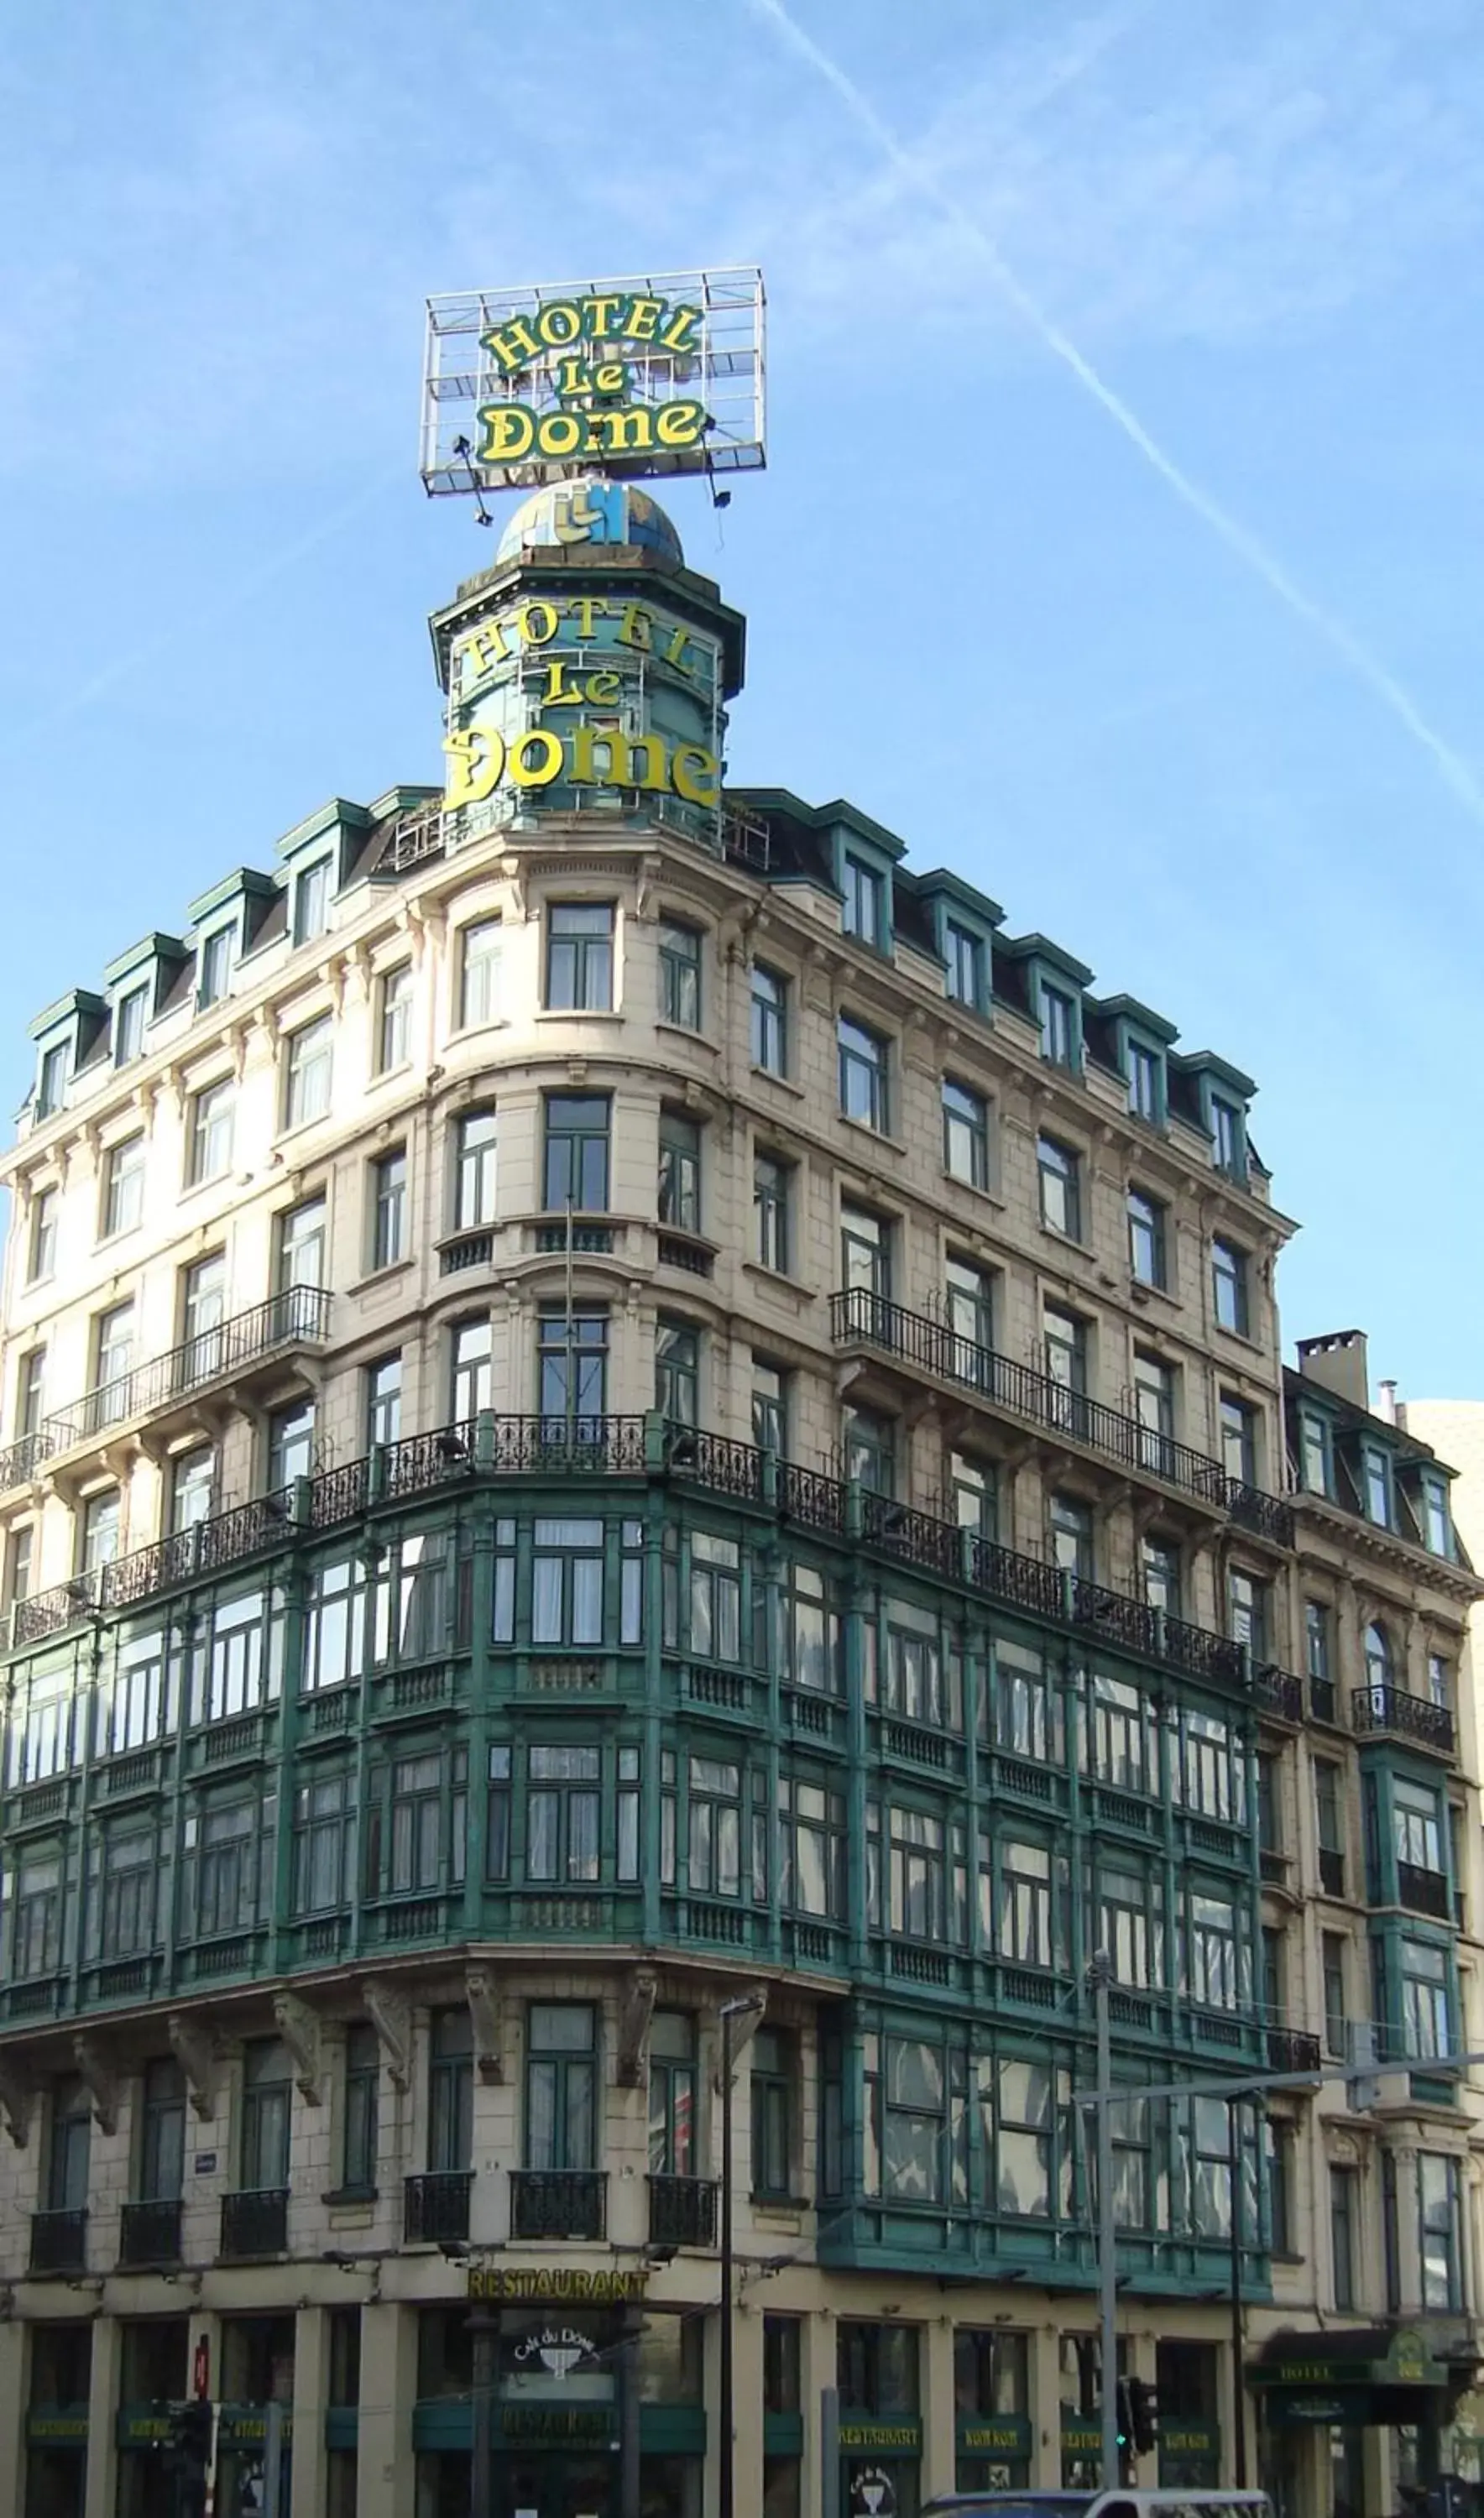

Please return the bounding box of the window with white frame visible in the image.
[284,1016,333,1131]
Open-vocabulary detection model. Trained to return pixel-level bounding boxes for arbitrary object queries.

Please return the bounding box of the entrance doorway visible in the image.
[497,2451,619,2518]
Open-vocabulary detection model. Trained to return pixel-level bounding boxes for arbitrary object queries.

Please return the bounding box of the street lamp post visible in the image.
[719,1991,766,2518]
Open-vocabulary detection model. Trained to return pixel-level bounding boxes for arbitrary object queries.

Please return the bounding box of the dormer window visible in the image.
[1298,1408,1331,1497]
[944,922,985,1012]
[293,856,333,948]
[1127,1041,1162,1125]
[841,854,885,950]
[1041,984,1078,1069]
[1212,1095,1244,1178]
[1362,1444,1393,1529]
[34,1042,68,1120]
[1423,1474,1452,1559]
[198,924,236,1010]
[113,985,148,1068]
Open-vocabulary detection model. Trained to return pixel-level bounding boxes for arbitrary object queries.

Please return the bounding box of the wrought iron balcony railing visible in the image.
[829,1288,1293,1543]
[1266,2025,1322,2075]
[1351,1686,1456,1758]
[1252,1665,1304,1723]
[648,2174,719,2249]
[118,2197,182,2268]
[1397,1861,1452,1920]
[0,1288,332,1494]
[404,2171,473,2245]
[219,2186,289,2261]
[29,2208,87,2275]
[509,2170,607,2241]
[4,1409,1288,1712]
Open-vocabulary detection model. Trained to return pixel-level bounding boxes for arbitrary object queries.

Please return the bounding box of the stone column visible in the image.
[800,2311,833,2518]
[0,2320,25,2515]
[359,2301,418,2518]
[921,2315,956,2504]
[1031,2325,1063,2487]
[731,2296,766,2518]
[83,2313,122,2518]
[291,2305,331,2518]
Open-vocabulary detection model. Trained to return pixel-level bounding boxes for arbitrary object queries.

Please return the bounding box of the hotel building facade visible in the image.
[0,480,1480,2518]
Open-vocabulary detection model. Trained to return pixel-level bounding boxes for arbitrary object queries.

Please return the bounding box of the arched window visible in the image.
[1364,1622,1393,1699]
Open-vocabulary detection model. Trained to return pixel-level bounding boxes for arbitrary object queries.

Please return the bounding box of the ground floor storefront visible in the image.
[5,2262,1473,2518]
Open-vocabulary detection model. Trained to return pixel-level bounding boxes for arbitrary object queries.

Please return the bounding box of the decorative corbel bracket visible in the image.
[0,2055,36,2149]
[72,2034,119,2137]
[168,2013,222,2121]
[617,1968,658,2088]
[272,1989,324,2106]
[467,1969,504,2085]
[363,1978,413,2092]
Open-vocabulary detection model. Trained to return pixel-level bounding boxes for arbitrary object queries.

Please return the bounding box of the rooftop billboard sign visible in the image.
[421,266,766,499]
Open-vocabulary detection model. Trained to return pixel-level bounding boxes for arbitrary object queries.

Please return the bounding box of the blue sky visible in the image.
[3,0,1481,1397]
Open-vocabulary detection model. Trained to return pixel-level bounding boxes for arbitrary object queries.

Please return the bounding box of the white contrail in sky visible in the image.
[746,0,1484,826]
[0,468,405,753]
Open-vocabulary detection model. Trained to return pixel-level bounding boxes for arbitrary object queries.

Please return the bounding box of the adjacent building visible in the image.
[0,478,1477,2518]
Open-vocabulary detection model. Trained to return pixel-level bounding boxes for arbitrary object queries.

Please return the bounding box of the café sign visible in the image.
[468,2260,648,2305]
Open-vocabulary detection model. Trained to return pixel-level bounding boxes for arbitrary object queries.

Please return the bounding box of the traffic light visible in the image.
[1115,2379,1132,2453]
[1127,2378,1158,2457]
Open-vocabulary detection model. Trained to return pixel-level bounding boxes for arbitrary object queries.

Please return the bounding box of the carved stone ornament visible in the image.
[363,1979,414,2092]
[272,1990,324,2106]
[168,2013,222,2121]
[72,2034,119,2137]
[0,2055,36,2149]
[467,1970,504,2085]
[617,1968,659,2088]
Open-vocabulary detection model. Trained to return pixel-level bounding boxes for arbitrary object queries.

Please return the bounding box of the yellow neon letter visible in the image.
[615,603,653,654]
[622,295,663,340]
[659,303,703,354]
[583,294,625,338]
[443,725,506,807]
[655,399,706,448]
[481,316,541,375]
[507,729,565,788]
[571,597,609,638]
[461,620,509,681]
[663,624,694,677]
[476,403,536,464]
[517,602,560,647]
[540,661,583,707]
[590,406,655,456]
[537,410,583,459]
[536,300,583,348]
[671,744,720,807]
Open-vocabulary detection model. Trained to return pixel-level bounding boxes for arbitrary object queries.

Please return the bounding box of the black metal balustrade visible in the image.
[648,2175,719,2249]
[2,1408,1280,1705]
[118,2197,182,2268]
[1351,1686,1455,1756]
[1,1288,332,1496]
[1252,1665,1304,1723]
[404,2171,473,2244]
[1398,1861,1452,1920]
[509,2170,607,2241]
[29,2209,87,2274]
[1266,2026,1322,2075]
[219,2187,289,2260]
[829,1287,1293,1542]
